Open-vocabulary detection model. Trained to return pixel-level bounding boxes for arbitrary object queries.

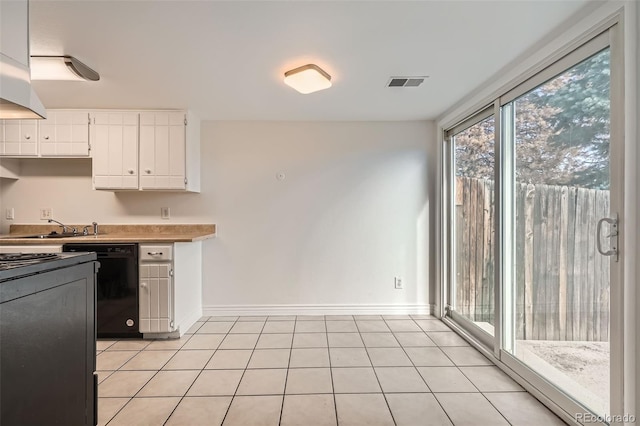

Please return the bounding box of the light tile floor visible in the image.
[97,315,567,425]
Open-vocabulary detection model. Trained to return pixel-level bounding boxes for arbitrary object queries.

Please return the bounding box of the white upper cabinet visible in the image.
[91,111,139,190]
[139,112,186,190]
[0,110,90,158]
[0,119,38,156]
[91,110,200,192]
[39,111,90,157]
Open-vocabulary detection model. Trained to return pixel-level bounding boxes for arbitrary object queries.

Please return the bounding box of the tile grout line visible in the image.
[103,339,165,426]
[277,316,298,426]
[480,392,517,426]
[101,315,533,426]
[218,316,268,426]
[454,364,521,425]
[325,315,340,426]
[387,317,435,393]
[424,317,519,425]
[161,316,240,426]
[357,317,398,426]
[393,317,457,426]
[101,338,136,426]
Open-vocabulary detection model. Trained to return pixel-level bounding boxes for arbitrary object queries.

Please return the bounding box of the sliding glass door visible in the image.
[449,113,496,340]
[444,24,623,420]
[503,47,613,416]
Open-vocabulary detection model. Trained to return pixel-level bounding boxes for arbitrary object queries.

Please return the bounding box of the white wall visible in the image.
[0,120,437,313]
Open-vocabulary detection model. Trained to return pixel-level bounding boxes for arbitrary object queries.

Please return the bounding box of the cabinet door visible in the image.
[0,120,38,156]
[39,111,90,157]
[91,112,139,189]
[139,263,173,333]
[139,112,186,190]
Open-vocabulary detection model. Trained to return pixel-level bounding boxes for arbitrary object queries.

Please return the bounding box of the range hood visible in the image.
[0,54,46,119]
[0,0,46,120]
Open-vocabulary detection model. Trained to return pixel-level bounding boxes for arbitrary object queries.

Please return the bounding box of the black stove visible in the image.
[0,253,61,270]
[0,250,99,425]
[0,252,97,281]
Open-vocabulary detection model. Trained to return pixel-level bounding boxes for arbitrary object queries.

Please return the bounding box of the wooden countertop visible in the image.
[0,224,216,244]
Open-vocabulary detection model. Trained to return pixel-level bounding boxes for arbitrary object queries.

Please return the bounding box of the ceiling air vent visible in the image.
[387,76,428,88]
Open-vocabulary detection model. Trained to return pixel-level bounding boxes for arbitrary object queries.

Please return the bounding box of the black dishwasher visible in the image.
[63,243,142,338]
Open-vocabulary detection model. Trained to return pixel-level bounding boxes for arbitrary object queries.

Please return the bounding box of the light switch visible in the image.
[5,208,14,220]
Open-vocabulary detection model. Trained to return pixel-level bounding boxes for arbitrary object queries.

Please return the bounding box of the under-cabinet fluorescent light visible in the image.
[284,64,331,94]
[30,56,100,81]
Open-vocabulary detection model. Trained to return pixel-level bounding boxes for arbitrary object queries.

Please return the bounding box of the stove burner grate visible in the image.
[0,253,60,262]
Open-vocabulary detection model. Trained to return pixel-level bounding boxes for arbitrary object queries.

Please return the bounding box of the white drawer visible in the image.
[139,245,172,261]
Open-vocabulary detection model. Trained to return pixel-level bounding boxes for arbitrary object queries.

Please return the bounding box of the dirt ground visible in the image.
[518,340,609,414]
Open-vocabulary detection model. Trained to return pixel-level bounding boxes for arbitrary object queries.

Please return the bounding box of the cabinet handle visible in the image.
[145,169,151,174]
[148,252,163,256]
[140,282,147,288]
[128,169,134,174]
[25,135,31,140]
[44,136,50,140]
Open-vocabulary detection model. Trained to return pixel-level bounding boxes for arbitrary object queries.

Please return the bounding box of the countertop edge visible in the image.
[0,233,216,244]
[0,223,216,244]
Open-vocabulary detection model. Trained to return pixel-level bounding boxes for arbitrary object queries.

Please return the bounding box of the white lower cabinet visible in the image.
[139,242,202,336]
[139,262,173,333]
[139,244,173,333]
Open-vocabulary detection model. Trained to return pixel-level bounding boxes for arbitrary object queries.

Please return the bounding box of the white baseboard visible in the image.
[178,308,204,336]
[202,304,433,317]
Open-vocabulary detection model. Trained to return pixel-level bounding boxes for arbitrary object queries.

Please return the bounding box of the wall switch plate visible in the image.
[5,208,14,220]
[40,208,52,220]
[161,207,170,219]
[394,277,403,289]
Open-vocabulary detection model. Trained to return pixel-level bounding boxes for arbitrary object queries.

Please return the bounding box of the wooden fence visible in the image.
[455,176,610,342]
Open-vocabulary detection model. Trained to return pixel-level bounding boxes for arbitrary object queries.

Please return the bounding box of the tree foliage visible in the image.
[455,49,610,190]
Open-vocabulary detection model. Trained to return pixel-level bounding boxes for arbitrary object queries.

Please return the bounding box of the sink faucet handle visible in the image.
[48,218,68,233]
[92,222,99,236]
[82,226,90,236]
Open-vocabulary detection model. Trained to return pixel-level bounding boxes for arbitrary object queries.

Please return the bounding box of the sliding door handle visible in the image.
[597,214,618,261]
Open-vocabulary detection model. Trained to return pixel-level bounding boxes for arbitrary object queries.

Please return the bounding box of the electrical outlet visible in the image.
[161,207,170,219]
[394,277,403,289]
[5,208,14,220]
[40,208,52,220]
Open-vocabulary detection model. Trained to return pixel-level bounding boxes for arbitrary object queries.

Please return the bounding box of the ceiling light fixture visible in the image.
[30,56,100,81]
[283,64,331,94]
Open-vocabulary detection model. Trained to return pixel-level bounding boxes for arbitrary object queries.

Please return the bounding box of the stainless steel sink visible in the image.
[21,233,79,239]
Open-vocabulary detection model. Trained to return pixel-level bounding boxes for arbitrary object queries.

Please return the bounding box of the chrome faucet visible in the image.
[48,218,77,235]
[81,222,99,236]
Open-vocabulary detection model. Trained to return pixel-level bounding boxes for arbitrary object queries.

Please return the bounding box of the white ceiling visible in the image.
[29,0,595,121]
